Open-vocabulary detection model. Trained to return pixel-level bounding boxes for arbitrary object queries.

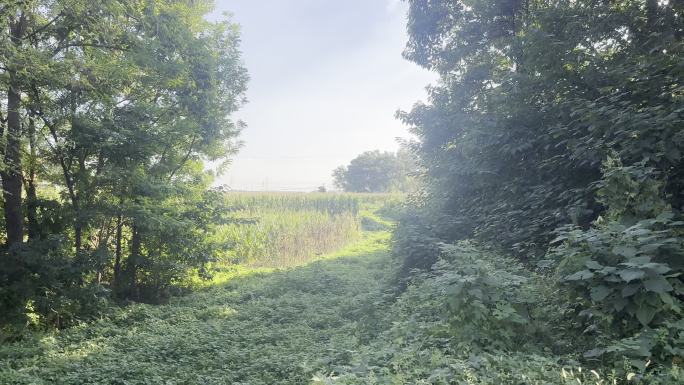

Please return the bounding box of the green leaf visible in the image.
[590,285,612,302]
[612,245,637,258]
[583,348,606,358]
[613,297,628,311]
[618,268,645,282]
[643,277,673,293]
[446,282,464,296]
[636,305,657,326]
[621,284,641,298]
[565,270,594,281]
[550,235,567,244]
[659,292,675,307]
[642,263,671,275]
[626,256,651,265]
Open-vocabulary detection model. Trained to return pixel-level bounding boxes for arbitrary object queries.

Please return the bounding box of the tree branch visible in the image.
[23,11,65,40]
[168,135,197,181]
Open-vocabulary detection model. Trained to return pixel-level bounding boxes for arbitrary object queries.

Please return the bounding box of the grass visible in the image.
[207,192,399,268]
[0,194,401,385]
[4,215,677,384]
[192,231,390,289]
[0,229,394,385]
[2,228,645,385]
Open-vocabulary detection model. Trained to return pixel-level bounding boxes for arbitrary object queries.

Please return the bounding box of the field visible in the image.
[206,192,398,269]
[0,232,394,385]
[3,2,683,383]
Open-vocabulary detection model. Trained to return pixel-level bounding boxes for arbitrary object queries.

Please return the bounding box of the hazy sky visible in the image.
[210,0,435,191]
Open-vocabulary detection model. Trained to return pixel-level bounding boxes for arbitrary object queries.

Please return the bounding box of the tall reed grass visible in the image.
[208,192,397,268]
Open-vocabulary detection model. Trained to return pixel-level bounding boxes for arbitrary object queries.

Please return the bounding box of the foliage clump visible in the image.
[397,0,684,260]
[315,242,683,384]
[393,0,684,380]
[0,233,394,385]
[333,150,415,193]
[0,0,247,333]
[550,159,684,371]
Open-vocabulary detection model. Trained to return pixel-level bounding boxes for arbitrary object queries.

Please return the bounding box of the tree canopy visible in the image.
[332,150,414,193]
[399,0,684,256]
[0,0,247,327]
[395,0,684,374]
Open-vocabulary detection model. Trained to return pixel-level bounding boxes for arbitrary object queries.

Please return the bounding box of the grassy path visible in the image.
[1,233,394,385]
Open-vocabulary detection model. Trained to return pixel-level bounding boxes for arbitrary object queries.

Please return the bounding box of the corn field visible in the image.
[207,192,398,268]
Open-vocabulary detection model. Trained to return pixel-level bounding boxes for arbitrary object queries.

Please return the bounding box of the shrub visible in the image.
[314,242,662,384]
[0,236,110,339]
[550,160,684,370]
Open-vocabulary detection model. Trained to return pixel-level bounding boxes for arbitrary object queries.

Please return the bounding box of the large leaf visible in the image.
[612,245,637,259]
[585,260,603,270]
[621,284,641,298]
[618,268,645,283]
[643,277,673,294]
[590,285,612,302]
[636,305,657,326]
[565,270,594,281]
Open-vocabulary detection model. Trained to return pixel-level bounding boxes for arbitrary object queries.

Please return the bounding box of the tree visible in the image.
[397,0,684,370]
[333,150,414,193]
[0,0,248,326]
[399,0,684,259]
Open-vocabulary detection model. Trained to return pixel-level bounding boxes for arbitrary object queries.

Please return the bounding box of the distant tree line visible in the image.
[0,0,247,331]
[332,150,415,193]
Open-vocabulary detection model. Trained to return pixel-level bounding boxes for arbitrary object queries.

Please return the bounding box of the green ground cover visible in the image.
[0,232,393,385]
[3,202,679,384]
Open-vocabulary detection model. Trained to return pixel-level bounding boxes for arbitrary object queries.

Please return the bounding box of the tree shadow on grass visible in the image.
[0,233,394,385]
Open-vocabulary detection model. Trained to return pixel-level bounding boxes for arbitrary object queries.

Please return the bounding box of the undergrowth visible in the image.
[4,232,680,384]
[0,232,392,385]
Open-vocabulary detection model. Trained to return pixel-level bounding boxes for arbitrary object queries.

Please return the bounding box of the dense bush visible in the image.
[0,237,109,338]
[549,160,684,369]
[392,0,684,379]
[398,0,684,263]
[314,242,683,384]
[0,0,247,329]
[310,242,678,384]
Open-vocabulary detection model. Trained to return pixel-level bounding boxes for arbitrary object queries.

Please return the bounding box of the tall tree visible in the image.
[0,0,248,325]
[1,8,28,246]
[399,0,684,260]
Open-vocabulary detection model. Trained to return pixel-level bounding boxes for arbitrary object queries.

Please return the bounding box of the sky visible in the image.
[209,0,436,191]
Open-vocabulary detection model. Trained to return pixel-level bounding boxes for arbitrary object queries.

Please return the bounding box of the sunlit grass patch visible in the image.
[192,230,391,291]
[201,192,397,272]
[0,229,397,385]
[195,306,239,321]
[0,194,401,385]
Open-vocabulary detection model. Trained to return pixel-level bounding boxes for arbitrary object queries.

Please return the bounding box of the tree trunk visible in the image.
[26,116,39,241]
[126,225,141,300]
[2,70,24,248]
[74,220,82,252]
[113,213,123,290]
[2,13,27,247]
